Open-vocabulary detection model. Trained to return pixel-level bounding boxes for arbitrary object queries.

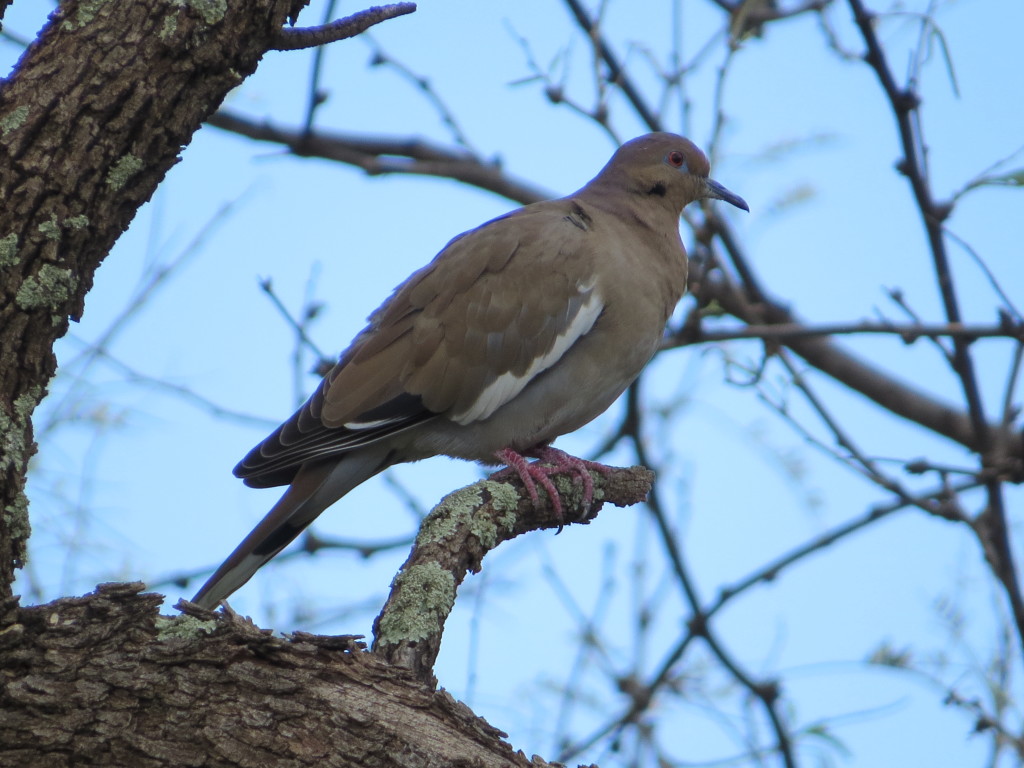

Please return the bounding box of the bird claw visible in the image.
[492,446,609,528]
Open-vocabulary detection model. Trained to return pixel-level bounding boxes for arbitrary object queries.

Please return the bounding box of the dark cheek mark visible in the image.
[564,201,595,231]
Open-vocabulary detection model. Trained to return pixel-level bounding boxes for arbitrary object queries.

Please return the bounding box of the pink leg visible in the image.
[494,447,566,519]
[493,446,611,522]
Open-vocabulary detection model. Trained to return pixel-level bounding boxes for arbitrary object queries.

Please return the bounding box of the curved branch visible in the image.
[691,274,1023,462]
[561,0,662,130]
[371,465,654,683]
[848,0,1024,653]
[273,3,417,51]
[205,111,551,205]
[672,319,1024,344]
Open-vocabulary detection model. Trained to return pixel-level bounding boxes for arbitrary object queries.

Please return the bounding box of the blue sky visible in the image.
[4,1,1023,765]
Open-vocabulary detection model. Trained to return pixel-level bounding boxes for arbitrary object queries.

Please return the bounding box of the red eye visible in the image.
[667,150,686,168]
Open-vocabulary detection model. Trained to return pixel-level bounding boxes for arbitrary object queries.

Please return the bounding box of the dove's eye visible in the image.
[667,151,686,168]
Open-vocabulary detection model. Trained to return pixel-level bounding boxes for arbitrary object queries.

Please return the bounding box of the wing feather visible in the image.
[236,201,605,487]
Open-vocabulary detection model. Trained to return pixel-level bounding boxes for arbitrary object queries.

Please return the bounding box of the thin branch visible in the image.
[150,529,415,596]
[372,467,654,682]
[693,274,1020,457]
[942,226,1023,322]
[367,41,477,152]
[1001,342,1024,430]
[667,319,1024,345]
[847,0,990,448]
[65,343,277,429]
[885,285,954,360]
[258,277,331,367]
[561,0,663,131]
[272,3,417,52]
[564,476,981,762]
[625,435,796,768]
[301,0,339,134]
[708,478,981,617]
[206,110,550,206]
[775,348,899,489]
[849,0,1024,659]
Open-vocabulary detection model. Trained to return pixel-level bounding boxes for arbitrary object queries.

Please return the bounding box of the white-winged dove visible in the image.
[192,132,747,609]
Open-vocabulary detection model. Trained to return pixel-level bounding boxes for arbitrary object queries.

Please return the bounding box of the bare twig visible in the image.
[150,529,415,596]
[619,434,797,768]
[372,466,654,682]
[561,0,662,131]
[301,0,339,134]
[694,275,1019,457]
[1001,342,1024,430]
[709,478,981,616]
[942,227,1023,322]
[667,319,1023,345]
[367,42,477,152]
[257,278,332,377]
[848,0,1024,659]
[272,3,416,52]
[206,110,550,206]
[563,475,981,762]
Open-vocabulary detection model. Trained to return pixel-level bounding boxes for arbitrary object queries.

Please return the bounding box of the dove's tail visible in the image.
[191,444,393,610]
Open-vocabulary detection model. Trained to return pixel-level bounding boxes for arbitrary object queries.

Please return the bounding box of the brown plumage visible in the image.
[192,132,747,608]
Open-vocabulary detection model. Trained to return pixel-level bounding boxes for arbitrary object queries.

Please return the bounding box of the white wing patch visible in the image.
[345,417,398,430]
[451,283,604,425]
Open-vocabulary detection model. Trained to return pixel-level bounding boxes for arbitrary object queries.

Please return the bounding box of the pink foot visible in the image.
[493,446,612,524]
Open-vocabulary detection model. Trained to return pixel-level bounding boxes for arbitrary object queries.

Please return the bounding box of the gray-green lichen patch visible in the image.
[481,479,520,514]
[486,479,520,526]
[3,493,31,565]
[0,422,26,499]
[106,154,143,190]
[155,614,217,640]
[63,215,90,231]
[16,264,77,313]
[1,386,43,566]
[37,216,61,242]
[0,106,29,137]
[376,563,455,644]
[177,0,228,25]
[468,481,521,549]
[0,233,19,267]
[35,216,90,241]
[552,472,602,509]
[1,387,42,471]
[159,14,178,41]
[62,0,109,31]
[417,480,521,550]
[416,485,480,547]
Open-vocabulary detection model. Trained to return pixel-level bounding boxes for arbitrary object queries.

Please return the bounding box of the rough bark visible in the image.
[0,583,541,768]
[373,467,655,682]
[0,0,307,597]
[0,3,574,766]
[1,460,652,765]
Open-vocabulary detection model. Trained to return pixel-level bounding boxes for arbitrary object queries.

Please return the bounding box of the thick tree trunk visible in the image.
[0,3,558,766]
[0,470,648,765]
[0,583,538,768]
[0,0,300,597]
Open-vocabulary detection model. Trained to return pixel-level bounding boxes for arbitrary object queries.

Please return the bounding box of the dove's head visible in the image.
[592,132,748,214]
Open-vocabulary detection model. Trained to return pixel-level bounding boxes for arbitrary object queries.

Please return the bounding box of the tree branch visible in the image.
[273,3,417,51]
[848,0,1024,656]
[372,466,654,683]
[561,0,662,131]
[671,318,1024,344]
[692,274,1023,462]
[205,110,551,205]
[1,583,537,768]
